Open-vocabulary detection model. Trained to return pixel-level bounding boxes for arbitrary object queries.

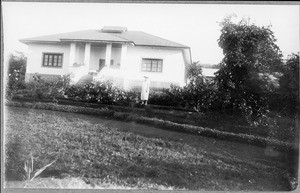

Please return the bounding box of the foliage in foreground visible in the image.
[5,177,178,190]
[5,107,293,190]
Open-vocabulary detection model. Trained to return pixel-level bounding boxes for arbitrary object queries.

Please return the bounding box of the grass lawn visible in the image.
[4,106,295,190]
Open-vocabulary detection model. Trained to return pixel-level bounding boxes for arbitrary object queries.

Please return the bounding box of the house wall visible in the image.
[25,42,124,81]
[111,47,122,66]
[124,45,186,89]
[89,45,106,71]
[89,45,122,71]
[26,43,70,79]
[75,43,85,64]
[25,42,187,89]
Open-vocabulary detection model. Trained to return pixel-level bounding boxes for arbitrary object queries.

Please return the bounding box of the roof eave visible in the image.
[60,39,132,44]
[19,39,133,45]
[19,39,61,44]
[134,44,190,49]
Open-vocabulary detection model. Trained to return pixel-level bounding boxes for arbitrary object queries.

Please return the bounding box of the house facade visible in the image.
[21,26,192,90]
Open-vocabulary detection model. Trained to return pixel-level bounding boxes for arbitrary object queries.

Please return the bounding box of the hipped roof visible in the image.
[20,28,189,49]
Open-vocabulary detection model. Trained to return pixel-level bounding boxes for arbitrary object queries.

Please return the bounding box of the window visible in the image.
[141,59,163,72]
[99,59,119,69]
[109,60,120,68]
[42,53,63,67]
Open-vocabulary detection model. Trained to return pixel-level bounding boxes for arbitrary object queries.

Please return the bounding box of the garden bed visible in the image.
[11,96,295,140]
[5,100,297,154]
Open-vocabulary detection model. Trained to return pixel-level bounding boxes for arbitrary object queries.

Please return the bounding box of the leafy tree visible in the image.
[6,52,27,99]
[215,16,283,118]
[184,62,218,111]
[7,52,27,76]
[278,53,299,115]
[186,62,203,80]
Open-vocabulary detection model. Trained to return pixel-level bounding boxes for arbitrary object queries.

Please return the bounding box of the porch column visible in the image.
[120,43,127,69]
[69,42,76,67]
[84,42,91,67]
[121,43,129,89]
[105,43,112,66]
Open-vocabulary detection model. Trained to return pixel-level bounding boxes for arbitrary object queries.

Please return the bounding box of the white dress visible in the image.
[141,79,150,100]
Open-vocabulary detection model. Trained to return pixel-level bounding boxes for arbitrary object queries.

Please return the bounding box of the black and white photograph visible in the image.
[2,1,299,191]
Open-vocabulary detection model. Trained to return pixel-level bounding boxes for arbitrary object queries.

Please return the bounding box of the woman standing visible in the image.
[141,76,150,105]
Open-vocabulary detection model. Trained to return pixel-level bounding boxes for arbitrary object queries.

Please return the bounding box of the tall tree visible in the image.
[215,16,283,117]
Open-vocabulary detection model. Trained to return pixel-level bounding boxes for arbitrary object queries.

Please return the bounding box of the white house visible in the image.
[20,26,192,90]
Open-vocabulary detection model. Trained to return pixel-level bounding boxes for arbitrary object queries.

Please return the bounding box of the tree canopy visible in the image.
[215,17,283,117]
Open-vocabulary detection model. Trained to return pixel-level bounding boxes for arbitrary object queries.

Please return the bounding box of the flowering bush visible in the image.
[122,88,140,106]
[25,74,71,101]
[65,80,130,105]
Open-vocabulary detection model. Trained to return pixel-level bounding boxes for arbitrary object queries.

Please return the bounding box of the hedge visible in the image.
[5,101,114,117]
[5,100,296,153]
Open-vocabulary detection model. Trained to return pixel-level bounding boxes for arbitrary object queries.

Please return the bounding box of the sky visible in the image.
[2,2,299,65]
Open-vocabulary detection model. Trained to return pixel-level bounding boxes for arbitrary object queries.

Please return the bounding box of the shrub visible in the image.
[183,78,219,111]
[6,52,27,99]
[25,74,71,101]
[146,62,219,111]
[122,88,140,106]
[148,80,218,111]
[148,86,185,107]
[261,113,297,143]
[6,101,115,117]
[64,80,129,105]
[13,74,140,106]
